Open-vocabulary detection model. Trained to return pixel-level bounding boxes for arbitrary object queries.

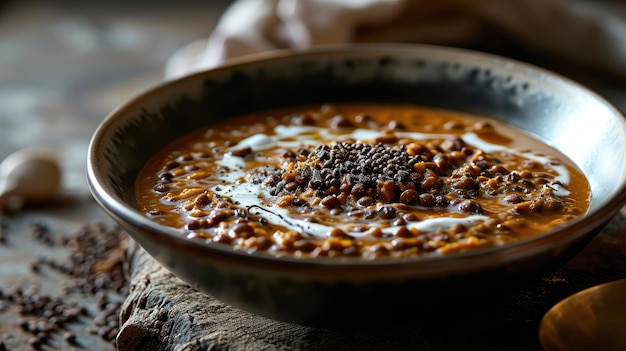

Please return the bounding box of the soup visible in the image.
[135,104,590,259]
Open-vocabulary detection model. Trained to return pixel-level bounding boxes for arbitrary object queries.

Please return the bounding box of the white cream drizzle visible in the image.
[215,125,570,238]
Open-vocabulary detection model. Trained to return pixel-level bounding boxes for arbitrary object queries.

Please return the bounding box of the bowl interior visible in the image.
[91,44,626,230]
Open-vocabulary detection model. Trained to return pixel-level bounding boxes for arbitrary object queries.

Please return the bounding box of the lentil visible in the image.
[136,104,590,259]
[31,221,54,246]
[0,221,128,348]
[0,218,7,244]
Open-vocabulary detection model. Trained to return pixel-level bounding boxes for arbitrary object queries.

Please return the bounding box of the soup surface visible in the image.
[135,104,590,259]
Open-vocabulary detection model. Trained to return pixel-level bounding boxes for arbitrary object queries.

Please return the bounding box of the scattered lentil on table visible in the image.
[0,220,128,349]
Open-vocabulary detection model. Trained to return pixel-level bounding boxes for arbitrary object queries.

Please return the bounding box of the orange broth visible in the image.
[135,104,590,258]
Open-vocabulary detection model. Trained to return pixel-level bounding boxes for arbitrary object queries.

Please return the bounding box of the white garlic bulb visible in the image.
[0,148,62,212]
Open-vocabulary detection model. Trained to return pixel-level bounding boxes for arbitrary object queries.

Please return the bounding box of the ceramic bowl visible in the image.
[87,44,626,326]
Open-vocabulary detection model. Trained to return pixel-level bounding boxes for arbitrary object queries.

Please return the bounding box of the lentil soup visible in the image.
[135,104,590,259]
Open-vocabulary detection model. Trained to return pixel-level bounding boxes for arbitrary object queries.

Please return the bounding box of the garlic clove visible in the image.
[0,148,62,212]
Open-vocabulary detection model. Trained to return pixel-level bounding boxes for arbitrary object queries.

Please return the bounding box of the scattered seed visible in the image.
[0,221,128,347]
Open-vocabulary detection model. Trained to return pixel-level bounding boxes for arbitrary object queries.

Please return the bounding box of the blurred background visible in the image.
[1,1,624,192]
[0,0,231,192]
[0,2,231,349]
[2,1,624,188]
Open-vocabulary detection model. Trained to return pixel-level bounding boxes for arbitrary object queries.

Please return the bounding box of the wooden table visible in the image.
[0,1,228,349]
[0,1,625,350]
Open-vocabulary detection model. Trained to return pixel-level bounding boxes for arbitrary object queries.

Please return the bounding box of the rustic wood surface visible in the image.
[119,210,626,351]
[1,1,626,350]
[0,1,228,349]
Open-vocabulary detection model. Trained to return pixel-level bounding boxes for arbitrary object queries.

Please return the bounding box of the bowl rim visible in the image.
[87,43,626,273]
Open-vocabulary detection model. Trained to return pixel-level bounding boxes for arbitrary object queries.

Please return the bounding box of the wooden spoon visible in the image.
[539,278,626,351]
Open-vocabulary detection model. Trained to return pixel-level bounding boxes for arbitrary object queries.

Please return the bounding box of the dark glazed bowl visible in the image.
[87,44,626,326]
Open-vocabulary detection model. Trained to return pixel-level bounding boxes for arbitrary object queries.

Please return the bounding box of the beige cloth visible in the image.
[165,0,626,81]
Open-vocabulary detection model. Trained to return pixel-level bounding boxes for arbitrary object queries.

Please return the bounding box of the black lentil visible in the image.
[0,221,128,348]
[31,221,54,246]
[0,218,7,244]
